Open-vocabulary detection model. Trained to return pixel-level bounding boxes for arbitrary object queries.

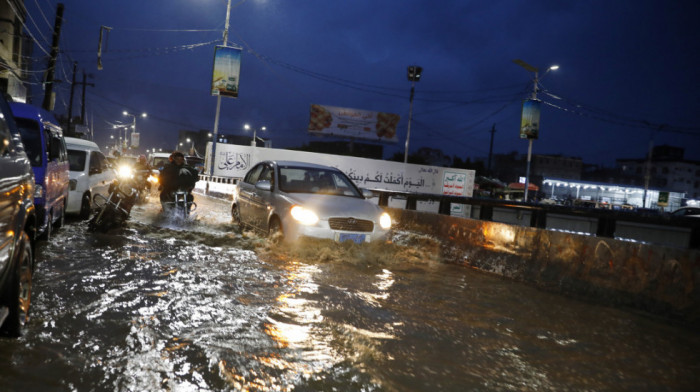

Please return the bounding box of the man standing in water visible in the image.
[158,151,199,211]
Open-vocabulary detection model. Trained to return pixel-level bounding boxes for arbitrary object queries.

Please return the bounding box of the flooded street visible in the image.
[1,193,698,391]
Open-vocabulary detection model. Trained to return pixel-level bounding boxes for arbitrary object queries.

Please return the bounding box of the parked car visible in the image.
[231,160,392,243]
[65,137,116,219]
[670,206,700,218]
[10,102,69,239]
[0,95,36,337]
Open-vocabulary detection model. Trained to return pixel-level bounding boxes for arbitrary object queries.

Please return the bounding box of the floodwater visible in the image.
[0,193,698,391]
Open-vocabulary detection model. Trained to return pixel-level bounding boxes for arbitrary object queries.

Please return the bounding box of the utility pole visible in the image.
[79,71,95,124]
[488,123,496,177]
[42,3,64,111]
[209,0,232,179]
[67,61,77,135]
[404,65,423,163]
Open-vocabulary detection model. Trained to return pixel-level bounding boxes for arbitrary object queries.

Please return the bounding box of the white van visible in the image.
[148,152,171,171]
[65,137,116,219]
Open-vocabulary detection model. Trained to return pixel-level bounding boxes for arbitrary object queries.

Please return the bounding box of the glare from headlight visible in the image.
[117,165,134,179]
[290,205,319,225]
[147,175,159,184]
[379,212,392,229]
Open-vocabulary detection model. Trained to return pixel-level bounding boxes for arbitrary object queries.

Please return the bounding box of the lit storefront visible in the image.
[542,178,685,211]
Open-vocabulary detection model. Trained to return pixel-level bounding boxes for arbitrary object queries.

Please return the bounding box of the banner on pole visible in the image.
[211,46,242,98]
[131,132,140,148]
[520,99,541,139]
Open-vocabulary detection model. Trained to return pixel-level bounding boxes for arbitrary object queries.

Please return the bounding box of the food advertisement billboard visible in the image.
[308,104,400,143]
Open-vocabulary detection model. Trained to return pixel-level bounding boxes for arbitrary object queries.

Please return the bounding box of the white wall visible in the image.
[204,143,475,197]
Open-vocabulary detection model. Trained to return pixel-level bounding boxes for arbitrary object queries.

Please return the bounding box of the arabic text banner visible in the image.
[307,104,400,143]
[206,142,474,197]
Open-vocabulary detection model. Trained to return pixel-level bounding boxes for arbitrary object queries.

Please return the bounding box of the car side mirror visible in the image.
[255,180,272,191]
[361,188,374,198]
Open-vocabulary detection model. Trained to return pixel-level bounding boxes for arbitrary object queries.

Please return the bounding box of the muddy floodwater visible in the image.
[1,194,698,391]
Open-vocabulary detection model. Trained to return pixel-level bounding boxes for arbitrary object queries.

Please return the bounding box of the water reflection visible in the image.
[1,195,698,392]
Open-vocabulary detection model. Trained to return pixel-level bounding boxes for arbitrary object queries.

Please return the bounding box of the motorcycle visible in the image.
[161,188,197,221]
[88,164,139,232]
[133,168,156,203]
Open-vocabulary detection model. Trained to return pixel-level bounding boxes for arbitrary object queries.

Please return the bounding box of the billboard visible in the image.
[211,46,242,98]
[308,104,400,143]
[205,142,475,198]
[520,99,541,139]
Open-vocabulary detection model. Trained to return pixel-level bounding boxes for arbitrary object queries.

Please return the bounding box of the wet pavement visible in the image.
[0,193,698,391]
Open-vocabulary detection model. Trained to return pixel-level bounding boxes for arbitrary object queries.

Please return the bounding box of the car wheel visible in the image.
[79,194,91,220]
[268,217,284,243]
[0,231,33,337]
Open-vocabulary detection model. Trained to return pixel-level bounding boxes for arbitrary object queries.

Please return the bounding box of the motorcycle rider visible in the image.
[158,150,199,210]
[133,154,152,193]
[134,155,151,171]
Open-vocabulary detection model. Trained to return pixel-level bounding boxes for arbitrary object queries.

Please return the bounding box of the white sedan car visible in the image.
[231,160,392,243]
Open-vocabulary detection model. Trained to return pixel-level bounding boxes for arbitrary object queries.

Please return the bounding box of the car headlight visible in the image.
[117,165,134,179]
[290,205,319,225]
[379,212,392,229]
[147,175,159,184]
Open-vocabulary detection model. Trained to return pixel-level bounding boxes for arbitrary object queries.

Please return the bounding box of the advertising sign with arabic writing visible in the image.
[308,104,400,143]
[206,142,474,198]
[442,171,467,196]
[211,46,241,98]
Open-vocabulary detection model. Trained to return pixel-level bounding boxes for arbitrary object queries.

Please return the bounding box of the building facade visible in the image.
[618,145,700,200]
[0,0,28,102]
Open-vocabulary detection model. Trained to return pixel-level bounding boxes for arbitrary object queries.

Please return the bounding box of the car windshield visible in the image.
[151,157,170,169]
[14,117,43,167]
[278,166,361,197]
[67,149,86,171]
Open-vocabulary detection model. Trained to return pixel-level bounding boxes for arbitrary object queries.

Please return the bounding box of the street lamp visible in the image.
[404,65,422,163]
[513,59,558,202]
[122,111,147,151]
[244,124,266,147]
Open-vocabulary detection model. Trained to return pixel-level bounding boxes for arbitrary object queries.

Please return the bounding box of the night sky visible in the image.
[21,0,700,167]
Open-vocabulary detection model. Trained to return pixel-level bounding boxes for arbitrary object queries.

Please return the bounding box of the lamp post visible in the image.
[513,59,558,202]
[404,65,422,163]
[209,0,232,178]
[123,111,146,151]
[244,124,266,147]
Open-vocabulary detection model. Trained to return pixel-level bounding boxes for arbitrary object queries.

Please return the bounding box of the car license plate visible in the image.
[337,233,368,244]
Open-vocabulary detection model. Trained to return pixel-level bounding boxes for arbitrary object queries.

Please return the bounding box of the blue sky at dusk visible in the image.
[22,0,700,167]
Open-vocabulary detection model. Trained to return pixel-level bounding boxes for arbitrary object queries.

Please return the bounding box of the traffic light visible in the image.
[407,65,423,82]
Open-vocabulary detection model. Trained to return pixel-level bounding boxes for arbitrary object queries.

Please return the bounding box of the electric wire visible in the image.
[31,0,54,31]
[5,0,51,56]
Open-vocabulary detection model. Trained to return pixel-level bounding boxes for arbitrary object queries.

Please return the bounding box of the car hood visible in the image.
[282,193,383,220]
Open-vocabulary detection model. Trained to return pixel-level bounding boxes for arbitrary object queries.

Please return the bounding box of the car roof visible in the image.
[9,102,61,127]
[64,136,99,149]
[272,160,339,170]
